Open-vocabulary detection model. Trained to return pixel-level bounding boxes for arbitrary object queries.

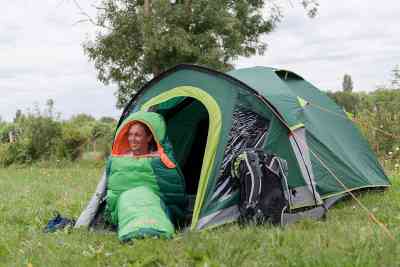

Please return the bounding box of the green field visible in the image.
[0,162,399,267]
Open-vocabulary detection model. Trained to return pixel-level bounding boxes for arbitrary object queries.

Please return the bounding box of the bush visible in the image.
[0,116,63,166]
[57,123,88,161]
[0,123,18,144]
[0,139,32,166]
[0,143,12,166]
[18,115,62,161]
[328,89,400,173]
[327,91,360,115]
[1,101,117,165]
[90,122,115,158]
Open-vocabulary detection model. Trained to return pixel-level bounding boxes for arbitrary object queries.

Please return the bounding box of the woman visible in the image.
[104,111,186,241]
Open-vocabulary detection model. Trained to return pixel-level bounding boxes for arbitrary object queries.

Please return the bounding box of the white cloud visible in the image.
[237,0,400,91]
[0,0,118,121]
[1,0,399,122]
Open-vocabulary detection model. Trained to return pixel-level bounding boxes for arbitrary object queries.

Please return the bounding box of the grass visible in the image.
[0,162,399,267]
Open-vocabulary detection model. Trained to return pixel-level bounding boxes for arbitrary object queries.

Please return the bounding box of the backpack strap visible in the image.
[232,149,289,225]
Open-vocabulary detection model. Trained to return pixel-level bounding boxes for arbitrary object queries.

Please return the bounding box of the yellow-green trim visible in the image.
[141,86,222,230]
[345,111,354,120]
[289,123,305,131]
[297,96,308,107]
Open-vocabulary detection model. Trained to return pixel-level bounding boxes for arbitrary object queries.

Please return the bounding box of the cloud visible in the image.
[236,0,400,91]
[0,0,118,122]
[1,0,399,121]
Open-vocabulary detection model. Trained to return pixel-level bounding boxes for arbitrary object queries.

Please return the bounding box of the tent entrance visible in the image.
[149,97,210,221]
[141,86,222,229]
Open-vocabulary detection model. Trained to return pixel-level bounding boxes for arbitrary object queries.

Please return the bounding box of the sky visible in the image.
[1,0,399,122]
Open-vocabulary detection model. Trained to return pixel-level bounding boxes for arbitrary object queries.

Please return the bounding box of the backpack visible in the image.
[231,149,289,225]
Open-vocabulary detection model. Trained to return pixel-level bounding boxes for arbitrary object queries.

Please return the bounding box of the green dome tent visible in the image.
[75,64,390,231]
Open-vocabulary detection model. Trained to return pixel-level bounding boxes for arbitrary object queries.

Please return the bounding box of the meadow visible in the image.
[0,161,399,267]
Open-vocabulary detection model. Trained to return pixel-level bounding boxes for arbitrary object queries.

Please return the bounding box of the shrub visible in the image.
[17,115,62,161]
[0,123,18,144]
[58,123,88,161]
[0,143,12,166]
[0,115,63,165]
[90,122,115,158]
[0,139,32,166]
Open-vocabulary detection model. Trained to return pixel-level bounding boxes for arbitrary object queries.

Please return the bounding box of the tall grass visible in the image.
[0,163,399,266]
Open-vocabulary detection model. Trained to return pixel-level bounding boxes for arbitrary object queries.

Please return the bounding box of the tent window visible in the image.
[275,70,303,81]
[212,105,270,201]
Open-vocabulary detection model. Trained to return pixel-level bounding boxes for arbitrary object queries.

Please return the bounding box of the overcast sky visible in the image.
[1,0,399,122]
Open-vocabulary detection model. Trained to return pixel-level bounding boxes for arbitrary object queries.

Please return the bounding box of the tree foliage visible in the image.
[327,90,359,114]
[342,73,353,92]
[0,101,117,166]
[328,89,400,164]
[391,64,400,89]
[84,0,318,108]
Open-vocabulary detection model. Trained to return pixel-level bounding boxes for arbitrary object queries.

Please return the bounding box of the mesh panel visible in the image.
[212,105,270,201]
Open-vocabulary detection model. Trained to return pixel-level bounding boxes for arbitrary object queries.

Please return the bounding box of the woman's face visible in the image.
[127,123,153,154]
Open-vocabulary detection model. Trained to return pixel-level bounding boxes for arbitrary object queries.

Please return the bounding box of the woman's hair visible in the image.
[140,122,151,135]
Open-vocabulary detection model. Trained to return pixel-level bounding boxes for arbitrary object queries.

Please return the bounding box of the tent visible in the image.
[75,64,390,231]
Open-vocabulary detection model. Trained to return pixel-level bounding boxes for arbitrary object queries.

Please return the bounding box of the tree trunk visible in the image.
[185,0,192,17]
[184,0,192,31]
[144,0,154,75]
[144,0,151,18]
[8,131,15,143]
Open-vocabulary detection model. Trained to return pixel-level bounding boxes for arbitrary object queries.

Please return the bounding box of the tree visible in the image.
[326,91,359,115]
[391,64,400,89]
[46,99,55,118]
[83,0,318,108]
[70,113,96,126]
[13,109,23,123]
[99,116,117,124]
[342,74,353,92]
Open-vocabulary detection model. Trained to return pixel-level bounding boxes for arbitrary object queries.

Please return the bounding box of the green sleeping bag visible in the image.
[104,111,187,241]
[118,186,174,240]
